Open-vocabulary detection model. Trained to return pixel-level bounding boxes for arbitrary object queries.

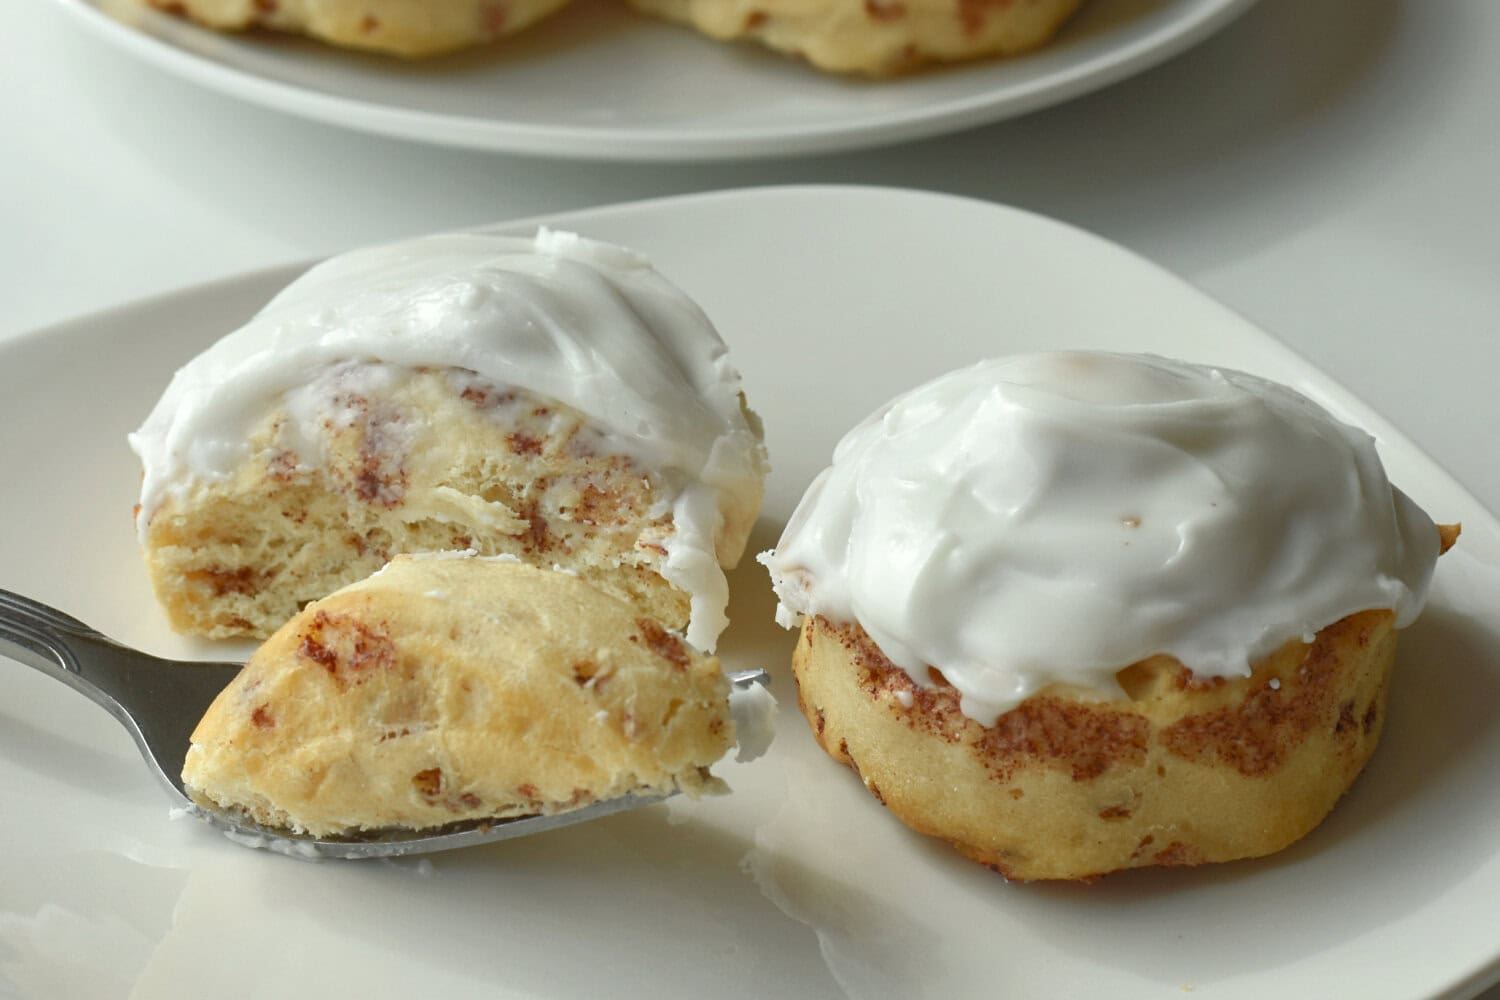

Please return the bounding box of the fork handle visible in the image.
[0,588,107,682]
[0,587,245,722]
[0,588,233,748]
[0,589,172,790]
[0,588,166,728]
[0,588,247,802]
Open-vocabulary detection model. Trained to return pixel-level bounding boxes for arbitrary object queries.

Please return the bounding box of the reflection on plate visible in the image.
[2,187,1499,999]
[55,0,1257,159]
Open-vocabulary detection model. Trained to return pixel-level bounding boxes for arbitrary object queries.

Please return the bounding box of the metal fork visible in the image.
[0,588,766,859]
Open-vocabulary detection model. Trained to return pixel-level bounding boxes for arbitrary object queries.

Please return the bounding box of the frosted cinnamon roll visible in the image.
[762,351,1452,880]
[140,0,571,58]
[131,230,768,652]
[628,0,1081,76]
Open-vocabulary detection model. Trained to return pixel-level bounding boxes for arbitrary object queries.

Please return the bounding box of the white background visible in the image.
[2,1,1498,996]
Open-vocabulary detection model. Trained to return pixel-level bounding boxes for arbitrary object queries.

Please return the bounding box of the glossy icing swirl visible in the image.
[761,352,1439,723]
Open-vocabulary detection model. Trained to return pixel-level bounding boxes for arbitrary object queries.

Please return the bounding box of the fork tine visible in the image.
[0,588,118,651]
[0,587,94,677]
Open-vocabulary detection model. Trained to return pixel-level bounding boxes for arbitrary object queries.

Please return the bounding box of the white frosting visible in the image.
[761,352,1441,724]
[728,681,778,764]
[129,229,767,651]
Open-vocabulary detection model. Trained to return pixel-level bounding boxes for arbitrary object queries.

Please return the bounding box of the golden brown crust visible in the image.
[627,0,1082,76]
[141,0,571,57]
[793,611,1400,881]
[141,0,1079,69]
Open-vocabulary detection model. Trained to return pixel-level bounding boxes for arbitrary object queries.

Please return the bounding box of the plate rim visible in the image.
[51,0,1259,160]
[9,179,1498,552]
[6,179,1483,505]
[7,179,1497,523]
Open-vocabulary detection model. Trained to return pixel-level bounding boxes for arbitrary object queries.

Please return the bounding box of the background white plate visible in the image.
[3,187,1499,999]
[55,0,1257,159]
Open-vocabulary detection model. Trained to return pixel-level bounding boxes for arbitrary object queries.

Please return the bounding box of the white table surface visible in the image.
[3,1,1498,996]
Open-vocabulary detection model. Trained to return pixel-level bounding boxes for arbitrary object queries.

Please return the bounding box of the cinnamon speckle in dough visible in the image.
[634,618,690,670]
[480,1,510,34]
[978,697,1149,782]
[267,450,299,482]
[507,432,543,456]
[1151,841,1202,867]
[514,499,552,552]
[1162,612,1389,776]
[412,768,443,798]
[188,565,265,598]
[957,0,1015,36]
[296,610,396,687]
[864,0,906,20]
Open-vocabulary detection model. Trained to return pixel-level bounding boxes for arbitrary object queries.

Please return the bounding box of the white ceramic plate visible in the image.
[55,0,1257,159]
[3,187,1499,1000]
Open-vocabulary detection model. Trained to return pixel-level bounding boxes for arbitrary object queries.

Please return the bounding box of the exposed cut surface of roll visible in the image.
[132,230,768,650]
[183,555,736,837]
